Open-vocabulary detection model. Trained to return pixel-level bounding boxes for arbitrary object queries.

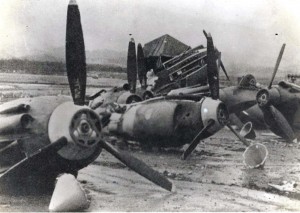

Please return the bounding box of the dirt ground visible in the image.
[1,129,300,211]
[0,73,300,211]
[79,130,300,212]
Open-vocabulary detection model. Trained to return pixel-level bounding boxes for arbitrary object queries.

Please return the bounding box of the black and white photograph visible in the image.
[0,0,300,211]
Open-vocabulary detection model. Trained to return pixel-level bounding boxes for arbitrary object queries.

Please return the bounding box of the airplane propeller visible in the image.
[203,30,230,82]
[182,31,225,159]
[65,0,173,193]
[182,31,268,167]
[256,43,296,142]
[0,1,173,199]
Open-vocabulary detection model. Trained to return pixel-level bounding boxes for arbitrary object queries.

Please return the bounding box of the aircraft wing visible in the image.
[279,81,300,93]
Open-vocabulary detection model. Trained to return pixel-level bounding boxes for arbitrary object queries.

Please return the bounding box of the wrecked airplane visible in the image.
[89,31,230,107]
[0,1,174,211]
[91,31,268,167]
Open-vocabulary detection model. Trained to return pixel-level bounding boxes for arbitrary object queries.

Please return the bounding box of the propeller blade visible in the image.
[216,49,221,71]
[137,43,147,89]
[220,60,230,81]
[262,105,296,142]
[127,38,137,93]
[268,43,286,89]
[205,31,219,99]
[226,124,250,146]
[100,140,174,192]
[66,0,86,105]
[0,137,68,193]
[182,120,215,160]
[214,48,230,82]
[203,30,208,39]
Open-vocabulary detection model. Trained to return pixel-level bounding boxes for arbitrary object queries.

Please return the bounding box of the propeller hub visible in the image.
[257,89,270,107]
[256,88,280,108]
[48,102,102,161]
[79,120,91,134]
[217,103,229,126]
[71,110,101,148]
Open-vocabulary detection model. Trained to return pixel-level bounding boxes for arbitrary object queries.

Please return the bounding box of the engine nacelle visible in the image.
[108,97,229,146]
[48,102,102,161]
[0,113,33,134]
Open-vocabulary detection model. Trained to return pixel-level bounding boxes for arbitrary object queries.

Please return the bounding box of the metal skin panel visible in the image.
[131,101,179,138]
[108,99,221,147]
[168,85,209,96]
[0,96,71,155]
[0,114,33,134]
[184,66,207,87]
[239,105,267,130]
[219,86,259,114]
[116,91,142,104]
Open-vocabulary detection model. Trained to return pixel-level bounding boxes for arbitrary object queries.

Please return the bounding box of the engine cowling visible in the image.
[200,97,229,134]
[117,91,142,104]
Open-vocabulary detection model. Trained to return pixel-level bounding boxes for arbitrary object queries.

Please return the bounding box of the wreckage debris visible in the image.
[240,122,256,140]
[49,174,90,212]
[243,143,268,169]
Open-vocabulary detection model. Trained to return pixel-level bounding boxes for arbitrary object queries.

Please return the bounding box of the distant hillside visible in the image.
[21,47,127,67]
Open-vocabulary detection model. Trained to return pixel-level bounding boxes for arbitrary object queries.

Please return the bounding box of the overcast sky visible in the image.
[0,0,300,71]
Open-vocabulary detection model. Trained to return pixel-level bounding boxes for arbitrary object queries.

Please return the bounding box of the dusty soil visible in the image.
[1,129,300,211]
[79,130,300,212]
[0,73,300,211]
[0,72,126,103]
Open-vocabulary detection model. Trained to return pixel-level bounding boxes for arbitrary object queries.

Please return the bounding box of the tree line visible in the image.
[0,59,126,75]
